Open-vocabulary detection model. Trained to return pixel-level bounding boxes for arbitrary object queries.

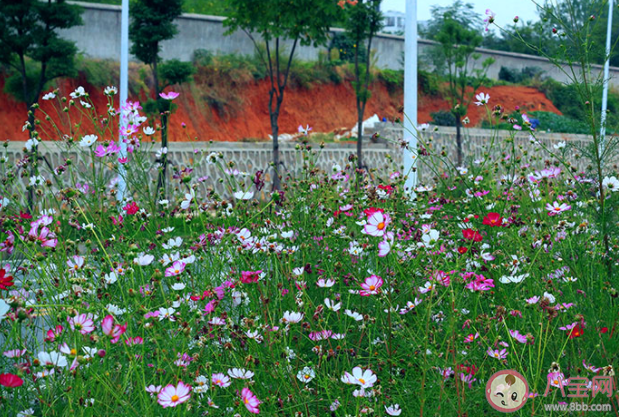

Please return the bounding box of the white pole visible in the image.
[117,0,129,202]
[403,0,418,193]
[600,0,614,162]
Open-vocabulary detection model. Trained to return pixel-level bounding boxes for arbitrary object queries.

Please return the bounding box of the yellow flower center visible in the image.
[171,395,179,402]
[377,222,385,230]
[369,285,375,291]
[359,378,365,384]
[70,349,77,355]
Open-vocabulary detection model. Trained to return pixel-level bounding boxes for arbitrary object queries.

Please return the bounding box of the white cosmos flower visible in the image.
[25,138,39,152]
[344,309,363,321]
[228,368,254,379]
[603,176,619,192]
[70,86,86,99]
[38,351,68,368]
[134,253,154,266]
[281,311,303,324]
[341,367,377,388]
[162,237,183,249]
[79,134,98,147]
[234,190,254,200]
[324,298,341,311]
[143,126,156,136]
[297,367,316,383]
[103,86,118,96]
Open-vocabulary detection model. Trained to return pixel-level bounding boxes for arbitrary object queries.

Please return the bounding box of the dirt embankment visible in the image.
[0,76,560,142]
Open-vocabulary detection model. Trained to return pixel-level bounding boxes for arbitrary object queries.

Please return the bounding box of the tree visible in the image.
[425,2,493,165]
[0,0,82,209]
[129,0,193,197]
[224,0,340,190]
[340,0,383,170]
[539,0,619,66]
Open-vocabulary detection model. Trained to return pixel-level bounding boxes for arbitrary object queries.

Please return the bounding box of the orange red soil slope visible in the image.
[0,77,560,142]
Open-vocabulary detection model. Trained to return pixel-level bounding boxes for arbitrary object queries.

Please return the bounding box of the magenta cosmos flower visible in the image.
[159,91,180,100]
[359,275,383,296]
[241,387,261,414]
[240,270,262,284]
[362,211,391,237]
[158,381,191,408]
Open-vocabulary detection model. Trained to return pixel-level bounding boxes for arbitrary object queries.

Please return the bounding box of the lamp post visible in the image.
[403,0,418,193]
[600,0,614,163]
[117,0,129,202]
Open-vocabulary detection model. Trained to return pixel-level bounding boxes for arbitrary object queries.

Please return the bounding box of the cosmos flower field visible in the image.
[0,87,618,416]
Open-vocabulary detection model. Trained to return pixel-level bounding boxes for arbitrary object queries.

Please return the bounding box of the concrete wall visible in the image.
[60,2,619,87]
[4,128,607,204]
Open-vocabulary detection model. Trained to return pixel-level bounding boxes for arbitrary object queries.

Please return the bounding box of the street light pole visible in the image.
[600,0,614,163]
[403,0,418,193]
[117,0,129,202]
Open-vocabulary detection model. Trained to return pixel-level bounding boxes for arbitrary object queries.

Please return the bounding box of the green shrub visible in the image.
[498,66,544,84]
[377,69,402,95]
[76,57,118,87]
[528,111,590,134]
[418,70,441,96]
[431,110,456,126]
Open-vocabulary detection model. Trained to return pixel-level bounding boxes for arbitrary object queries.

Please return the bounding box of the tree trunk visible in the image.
[455,117,463,166]
[271,111,280,191]
[356,113,363,169]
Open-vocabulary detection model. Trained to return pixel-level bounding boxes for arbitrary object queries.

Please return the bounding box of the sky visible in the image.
[381,0,543,27]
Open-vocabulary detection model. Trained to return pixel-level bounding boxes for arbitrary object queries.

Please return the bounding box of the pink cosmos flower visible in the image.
[157,381,191,408]
[509,329,528,344]
[583,360,601,373]
[101,315,127,343]
[67,313,96,335]
[66,255,85,272]
[44,325,63,342]
[3,349,26,358]
[212,373,231,388]
[362,211,391,237]
[125,337,144,346]
[433,270,451,287]
[463,333,479,343]
[487,348,508,360]
[546,201,571,216]
[145,385,162,396]
[484,9,495,31]
[28,222,57,248]
[547,371,565,388]
[241,387,261,414]
[359,275,383,296]
[159,91,180,100]
[464,274,495,292]
[94,142,121,158]
[165,261,186,277]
